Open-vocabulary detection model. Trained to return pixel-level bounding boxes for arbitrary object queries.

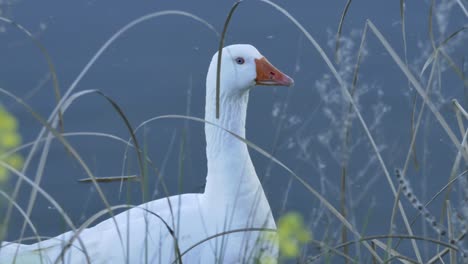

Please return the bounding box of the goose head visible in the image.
[206,44,294,99]
[204,44,294,161]
[204,44,294,200]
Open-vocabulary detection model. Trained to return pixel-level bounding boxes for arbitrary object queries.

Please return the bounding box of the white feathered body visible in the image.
[0,44,287,264]
[1,189,276,264]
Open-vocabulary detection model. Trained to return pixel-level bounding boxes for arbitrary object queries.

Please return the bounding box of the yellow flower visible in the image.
[277,212,312,258]
[0,132,21,148]
[6,154,23,170]
[0,155,23,183]
[0,105,23,183]
[0,107,18,131]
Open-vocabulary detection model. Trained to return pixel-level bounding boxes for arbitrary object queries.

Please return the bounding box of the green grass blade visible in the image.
[216,1,242,119]
[335,0,352,64]
[0,161,91,263]
[366,20,461,155]
[0,88,125,261]
[0,16,64,131]
[0,190,45,264]
[137,113,382,261]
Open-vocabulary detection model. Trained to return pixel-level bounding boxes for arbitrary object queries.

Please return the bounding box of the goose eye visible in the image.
[235,57,245,65]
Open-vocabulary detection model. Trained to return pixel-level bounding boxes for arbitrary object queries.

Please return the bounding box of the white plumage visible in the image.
[0,44,293,264]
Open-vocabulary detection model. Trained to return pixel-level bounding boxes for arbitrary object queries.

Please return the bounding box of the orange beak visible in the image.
[255,57,294,87]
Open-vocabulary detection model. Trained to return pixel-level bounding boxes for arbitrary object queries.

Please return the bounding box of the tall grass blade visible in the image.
[420,27,468,77]
[0,88,125,260]
[78,175,140,183]
[385,186,402,261]
[216,1,242,119]
[94,91,147,200]
[366,20,461,155]
[0,17,66,246]
[139,114,383,261]
[427,232,467,263]
[446,201,456,263]
[455,0,468,17]
[340,168,348,263]
[247,1,423,258]
[334,0,352,64]
[429,0,437,50]
[4,14,217,255]
[56,205,182,264]
[407,170,468,228]
[315,234,459,264]
[0,161,91,263]
[0,16,64,131]
[0,190,45,264]
[5,12,218,240]
[402,55,437,175]
[0,132,135,159]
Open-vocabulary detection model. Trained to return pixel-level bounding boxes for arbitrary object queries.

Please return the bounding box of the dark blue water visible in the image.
[1,0,467,262]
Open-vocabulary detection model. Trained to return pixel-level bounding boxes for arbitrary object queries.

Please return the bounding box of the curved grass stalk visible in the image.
[2,13,217,262]
[455,0,468,17]
[446,202,456,263]
[362,19,466,261]
[173,227,357,264]
[116,125,176,245]
[428,0,437,52]
[55,205,182,264]
[172,228,273,264]
[177,228,448,263]
[93,91,146,198]
[420,26,468,77]
[427,1,467,83]
[453,99,468,119]
[0,161,91,263]
[131,114,382,261]
[400,0,408,67]
[0,16,64,130]
[121,115,201,244]
[2,90,94,246]
[390,169,468,255]
[216,1,242,119]
[85,90,185,263]
[385,186,403,262]
[311,234,459,263]
[0,190,45,264]
[437,127,468,239]
[39,10,217,140]
[366,19,462,153]
[119,129,177,246]
[408,170,468,227]
[2,10,217,257]
[427,233,467,263]
[0,16,65,249]
[402,53,438,176]
[399,0,421,170]
[334,0,353,64]
[0,88,123,261]
[4,235,97,264]
[251,0,424,260]
[0,132,136,159]
[77,175,139,183]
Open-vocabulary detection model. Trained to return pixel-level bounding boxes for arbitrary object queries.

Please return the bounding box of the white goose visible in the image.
[0,44,293,264]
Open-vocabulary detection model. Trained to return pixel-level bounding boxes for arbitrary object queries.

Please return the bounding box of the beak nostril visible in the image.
[270,71,276,76]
